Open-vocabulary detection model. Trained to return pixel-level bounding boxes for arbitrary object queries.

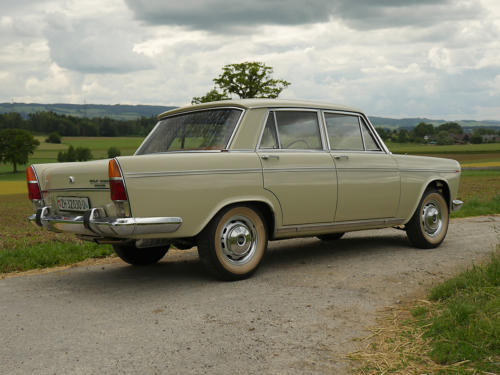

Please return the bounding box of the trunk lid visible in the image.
[36,159,110,191]
[33,159,118,216]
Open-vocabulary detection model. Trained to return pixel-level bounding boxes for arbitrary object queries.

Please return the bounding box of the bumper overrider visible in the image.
[452,199,464,212]
[29,207,182,237]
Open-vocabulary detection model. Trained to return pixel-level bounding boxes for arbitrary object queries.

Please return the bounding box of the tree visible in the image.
[45,132,61,143]
[75,147,92,161]
[436,130,453,145]
[437,122,463,134]
[413,122,435,139]
[397,128,410,143]
[107,147,121,158]
[192,88,230,105]
[0,128,39,173]
[192,62,290,103]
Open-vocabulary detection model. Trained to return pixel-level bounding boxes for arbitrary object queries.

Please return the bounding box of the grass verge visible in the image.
[0,242,114,274]
[348,252,500,374]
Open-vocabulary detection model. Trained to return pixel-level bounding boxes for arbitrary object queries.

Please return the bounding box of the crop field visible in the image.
[0,136,144,178]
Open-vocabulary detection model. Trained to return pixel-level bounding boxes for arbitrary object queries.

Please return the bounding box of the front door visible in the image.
[257,110,337,225]
[324,112,400,222]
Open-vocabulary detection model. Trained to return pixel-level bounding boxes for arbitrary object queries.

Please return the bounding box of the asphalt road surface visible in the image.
[1,216,498,374]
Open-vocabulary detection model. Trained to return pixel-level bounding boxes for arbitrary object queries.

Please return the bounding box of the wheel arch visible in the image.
[404,178,451,223]
[196,198,278,240]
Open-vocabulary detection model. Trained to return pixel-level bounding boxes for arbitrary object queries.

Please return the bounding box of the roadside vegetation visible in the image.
[349,251,500,374]
[0,193,113,275]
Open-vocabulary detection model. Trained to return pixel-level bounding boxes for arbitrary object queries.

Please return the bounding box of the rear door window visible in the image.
[260,110,322,150]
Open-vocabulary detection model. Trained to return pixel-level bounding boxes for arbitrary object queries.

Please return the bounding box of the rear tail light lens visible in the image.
[108,159,128,201]
[26,165,42,200]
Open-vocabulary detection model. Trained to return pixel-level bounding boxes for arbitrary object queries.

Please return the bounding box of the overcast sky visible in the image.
[1,0,500,119]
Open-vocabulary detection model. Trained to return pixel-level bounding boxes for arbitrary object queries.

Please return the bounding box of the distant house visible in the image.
[451,134,469,144]
[481,134,500,143]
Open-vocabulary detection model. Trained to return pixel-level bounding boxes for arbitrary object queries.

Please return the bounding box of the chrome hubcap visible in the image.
[220,215,257,265]
[421,201,443,237]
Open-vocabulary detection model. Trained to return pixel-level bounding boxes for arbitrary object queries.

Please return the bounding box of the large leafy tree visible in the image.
[192,62,290,104]
[192,88,230,105]
[0,129,40,173]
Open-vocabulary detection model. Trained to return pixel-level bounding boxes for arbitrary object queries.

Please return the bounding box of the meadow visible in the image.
[0,136,144,180]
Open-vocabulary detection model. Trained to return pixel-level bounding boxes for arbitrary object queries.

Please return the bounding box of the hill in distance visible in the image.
[1,103,499,128]
[0,103,176,120]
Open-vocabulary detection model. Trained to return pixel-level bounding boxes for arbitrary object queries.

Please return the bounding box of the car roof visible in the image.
[158,99,362,119]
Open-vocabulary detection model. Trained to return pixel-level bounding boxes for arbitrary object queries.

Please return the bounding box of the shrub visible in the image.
[57,145,92,162]
[45,132,61,143]
[107,147,121,158]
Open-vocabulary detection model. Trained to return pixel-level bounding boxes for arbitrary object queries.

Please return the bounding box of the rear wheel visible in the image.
[406,189,449,249]
[317,232,345,241]
[198,205,268,281]
[113,243,169,265]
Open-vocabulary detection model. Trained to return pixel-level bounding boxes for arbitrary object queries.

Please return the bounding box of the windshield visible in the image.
[136,108,243,154]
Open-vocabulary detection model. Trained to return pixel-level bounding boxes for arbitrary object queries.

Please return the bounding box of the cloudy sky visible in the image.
[1,0,500,119]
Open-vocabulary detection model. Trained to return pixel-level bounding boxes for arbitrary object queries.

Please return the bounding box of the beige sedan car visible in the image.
[28,99,463,280]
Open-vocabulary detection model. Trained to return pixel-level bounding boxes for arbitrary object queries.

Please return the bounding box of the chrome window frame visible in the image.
[256,108,328,152]
[134,107,245,155]
[322,110,387,154]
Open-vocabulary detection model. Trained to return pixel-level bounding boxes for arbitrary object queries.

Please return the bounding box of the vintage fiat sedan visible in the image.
[28,99,463,280]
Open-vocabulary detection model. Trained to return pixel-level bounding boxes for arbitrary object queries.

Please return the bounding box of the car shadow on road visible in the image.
[26,230,413,295]
[263,231,411,268]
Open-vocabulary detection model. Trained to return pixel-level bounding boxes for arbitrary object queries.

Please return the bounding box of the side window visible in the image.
[325,113,363,151]
[260,112,279,149]
[275,111,322,150]
[360,118,381,151]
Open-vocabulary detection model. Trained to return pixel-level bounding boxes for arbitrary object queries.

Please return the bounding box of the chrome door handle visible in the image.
[261,154,280,160]
[333,155,349,160]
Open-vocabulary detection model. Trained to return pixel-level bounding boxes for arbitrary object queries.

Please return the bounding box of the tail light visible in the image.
[109,159,127,201]
[26,165,42,200]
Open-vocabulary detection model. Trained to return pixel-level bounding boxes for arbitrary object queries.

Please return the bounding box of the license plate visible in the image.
[57,197,90,212]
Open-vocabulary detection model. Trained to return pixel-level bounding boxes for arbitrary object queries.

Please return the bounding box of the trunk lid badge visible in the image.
[69,176,75,184]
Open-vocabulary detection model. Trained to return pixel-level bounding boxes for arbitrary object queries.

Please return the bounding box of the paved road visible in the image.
[1,217,498,374]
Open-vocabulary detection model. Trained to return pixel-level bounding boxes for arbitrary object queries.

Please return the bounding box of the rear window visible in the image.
[136,108,242,154]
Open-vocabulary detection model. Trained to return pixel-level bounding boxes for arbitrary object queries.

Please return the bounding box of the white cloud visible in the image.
[0,0,499,120]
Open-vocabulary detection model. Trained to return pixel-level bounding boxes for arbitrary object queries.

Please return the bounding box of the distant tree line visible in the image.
[375,122,500,145]
[0,111,158,137]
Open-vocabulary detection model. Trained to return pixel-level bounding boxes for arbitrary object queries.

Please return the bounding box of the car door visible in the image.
[257,110,337,226]
[323,112,400,222]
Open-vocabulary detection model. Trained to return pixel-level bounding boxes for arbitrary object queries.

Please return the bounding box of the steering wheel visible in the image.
[284,139,310,149]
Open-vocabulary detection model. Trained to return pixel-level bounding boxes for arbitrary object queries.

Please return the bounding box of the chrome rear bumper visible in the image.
[29,207,182,237]
[452,199,464,212]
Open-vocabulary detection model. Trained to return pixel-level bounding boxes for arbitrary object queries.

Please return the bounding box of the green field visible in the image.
[386,141,500,154]
[0,136,144,178]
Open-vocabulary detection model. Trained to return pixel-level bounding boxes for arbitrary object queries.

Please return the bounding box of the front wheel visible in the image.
[113,243,169,265]
[406,189,449,249]
[197,205,268,281]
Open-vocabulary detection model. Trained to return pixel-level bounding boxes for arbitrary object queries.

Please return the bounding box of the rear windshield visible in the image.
[135,108,242,154]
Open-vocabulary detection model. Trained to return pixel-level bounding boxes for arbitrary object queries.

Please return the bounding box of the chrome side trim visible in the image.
[262,167,334,173]
[399,168,460,173]
[335,167,399,173]
[44,188,110,192]
[452,199,464,212]
[125,168,261,179]
[29,206,182,237]
[277,217,405,234]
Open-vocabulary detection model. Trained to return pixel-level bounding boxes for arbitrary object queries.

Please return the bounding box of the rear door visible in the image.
[257,110,337,225]
[323,112,400,222]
